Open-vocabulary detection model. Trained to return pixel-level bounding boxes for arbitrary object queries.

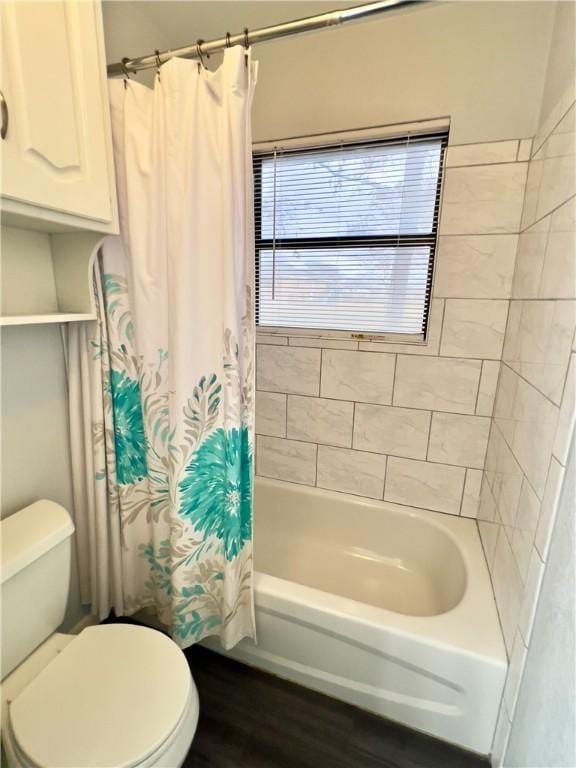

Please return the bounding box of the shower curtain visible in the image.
[67,47,258,649]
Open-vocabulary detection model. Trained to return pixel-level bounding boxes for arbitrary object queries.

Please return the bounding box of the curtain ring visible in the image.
[225,32,231,48]
[196,39,207,72]
[243,28,249,69]
[120,57,132,77]
[120,57,131,89]
[154,49,162,81]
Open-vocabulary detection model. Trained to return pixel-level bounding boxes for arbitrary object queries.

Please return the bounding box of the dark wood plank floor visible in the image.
[183,644,489,768]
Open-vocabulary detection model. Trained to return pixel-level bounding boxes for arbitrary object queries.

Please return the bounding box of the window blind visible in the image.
[253,131,448,339]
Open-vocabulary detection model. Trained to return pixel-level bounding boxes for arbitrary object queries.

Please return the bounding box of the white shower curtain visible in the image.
[68,47,258,649]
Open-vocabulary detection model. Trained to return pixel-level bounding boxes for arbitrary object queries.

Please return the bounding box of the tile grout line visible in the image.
[500,360,563,410]
[254,432,486,473]
[424,410,434,462]
[531,98,576,159]
[390,352,398,405]
[474,361,485,415]
[438,297,447,360]
[255,466,472,520]
[446,158,525,170]
[519,192,576,236]
[255,388,487,415]
[381,451,388,501]
[458,469,467,516]
[260,340,526,360]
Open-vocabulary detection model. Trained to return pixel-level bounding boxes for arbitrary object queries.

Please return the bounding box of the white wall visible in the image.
[250,1,554,145]
[485,2,576,764]
[102,0,171,89]
[103,1,555,145]
[536,1,576,137]
[504,440,575,768]
[0,325,72,516]
[0,228,84,629]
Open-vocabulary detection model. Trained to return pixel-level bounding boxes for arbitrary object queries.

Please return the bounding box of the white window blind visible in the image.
[254,131,448,339]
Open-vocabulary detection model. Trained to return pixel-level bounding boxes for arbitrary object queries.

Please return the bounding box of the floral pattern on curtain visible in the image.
[68,47,257,650]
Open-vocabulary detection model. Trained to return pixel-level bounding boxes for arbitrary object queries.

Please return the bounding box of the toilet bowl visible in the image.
[2,624,199,768]
[1,501,199,767]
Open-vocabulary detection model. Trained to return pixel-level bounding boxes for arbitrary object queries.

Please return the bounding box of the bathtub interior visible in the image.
[253,480,467,617]
[205,478,507,754]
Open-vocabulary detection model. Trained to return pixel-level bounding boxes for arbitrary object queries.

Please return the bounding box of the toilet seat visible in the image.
[7,624,198,768]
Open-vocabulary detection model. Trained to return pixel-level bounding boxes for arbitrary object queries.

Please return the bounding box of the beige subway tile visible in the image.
[534,456,565,561]
[434,235,517,299]
[317,445,386,499]
[461,469,483,518]
[393,355,481,414]
[256,436,317,485]
[503,631,528,720]
[256,333,288,345]
[428,412,490,469]
[321,350,394,405]
[511,478,541,582]
[517,139,533,162]
[477,361,500,416]
[518,547,545,644]
[255,391,286,438]
[492,530,524,654]
[354,404,430,459]
[445,140,518,168]
[511,218,550,299]
[440,299,508,360]
[441,163,527,235]
[287,395,353,448]
[256,345,320,395]
[479,521,499,570]
[384,457,465,515]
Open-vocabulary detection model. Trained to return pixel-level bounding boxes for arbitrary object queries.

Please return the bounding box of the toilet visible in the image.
[1,500,199,767]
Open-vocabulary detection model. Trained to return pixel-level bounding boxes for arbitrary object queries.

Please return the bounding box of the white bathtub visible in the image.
[204,477,507,755]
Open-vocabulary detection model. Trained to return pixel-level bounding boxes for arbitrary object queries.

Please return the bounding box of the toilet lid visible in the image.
[9,624,193,768]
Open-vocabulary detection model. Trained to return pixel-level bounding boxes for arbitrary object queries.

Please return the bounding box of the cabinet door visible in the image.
[1,1,113,222]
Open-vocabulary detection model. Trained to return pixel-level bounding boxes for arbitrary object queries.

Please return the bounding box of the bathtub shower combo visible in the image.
[205,478,507,755]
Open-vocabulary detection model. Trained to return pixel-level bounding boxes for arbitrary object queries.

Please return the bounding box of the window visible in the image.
[254,130,448,340]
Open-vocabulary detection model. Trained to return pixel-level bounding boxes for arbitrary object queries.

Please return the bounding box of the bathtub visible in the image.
[204,477,507,755]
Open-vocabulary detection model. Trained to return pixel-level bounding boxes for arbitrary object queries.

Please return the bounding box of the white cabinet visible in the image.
[0,0,117,324]
[1,0,117,231]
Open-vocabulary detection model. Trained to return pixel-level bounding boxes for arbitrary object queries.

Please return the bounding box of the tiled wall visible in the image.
[481,99,575,765]
[255,137,531,517]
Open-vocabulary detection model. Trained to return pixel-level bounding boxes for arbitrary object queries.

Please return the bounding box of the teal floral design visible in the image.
[95,267,255,647]
[139,539,224,642]
[179,425,252,560]
[109,368,148,485]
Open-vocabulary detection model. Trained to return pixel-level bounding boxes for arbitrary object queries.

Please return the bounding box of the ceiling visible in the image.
[103,1,376,55]
[102,1,556,144]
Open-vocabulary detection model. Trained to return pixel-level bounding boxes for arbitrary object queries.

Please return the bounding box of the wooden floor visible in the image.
[183,644,489,768]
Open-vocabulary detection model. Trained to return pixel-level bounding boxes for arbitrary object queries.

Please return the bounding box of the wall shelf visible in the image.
[1,228,105,325]
[0,313,97,327]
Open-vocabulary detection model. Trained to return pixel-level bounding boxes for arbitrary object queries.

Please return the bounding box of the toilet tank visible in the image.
[1,500,75,677]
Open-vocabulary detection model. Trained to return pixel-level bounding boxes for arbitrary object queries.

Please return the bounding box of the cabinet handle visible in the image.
[0,90,8,140]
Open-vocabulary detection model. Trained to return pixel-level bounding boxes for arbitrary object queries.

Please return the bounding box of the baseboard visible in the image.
[69,613,98,635]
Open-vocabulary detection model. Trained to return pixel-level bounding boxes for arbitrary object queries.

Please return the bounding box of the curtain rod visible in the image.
[107,0,429,77]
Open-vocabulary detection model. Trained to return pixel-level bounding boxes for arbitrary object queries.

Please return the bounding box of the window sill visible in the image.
[256,327,427,346]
